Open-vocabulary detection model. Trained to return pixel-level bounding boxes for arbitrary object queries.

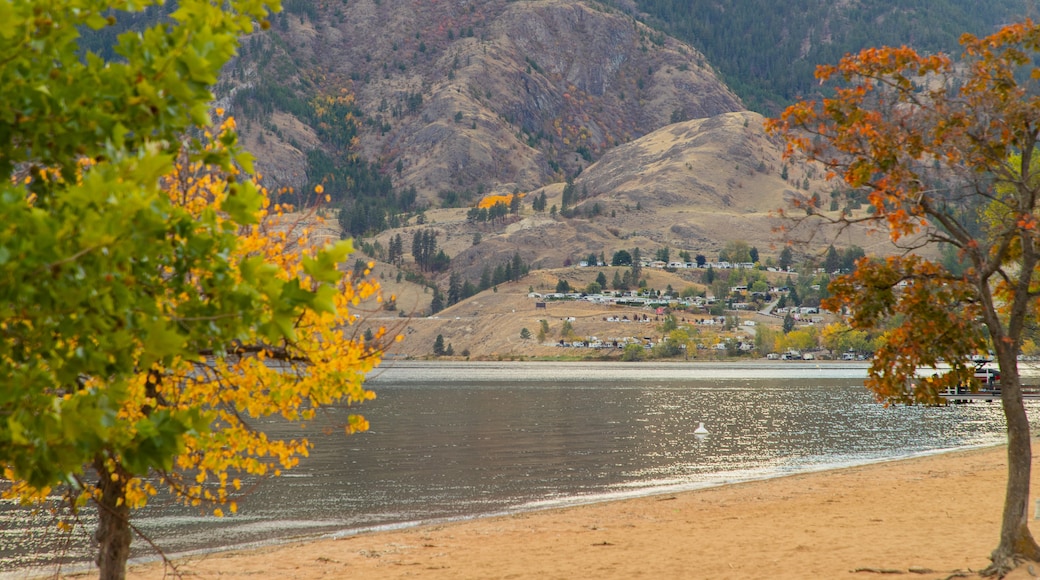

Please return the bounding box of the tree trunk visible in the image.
[94,459,131,580]
[985,364,1040,577]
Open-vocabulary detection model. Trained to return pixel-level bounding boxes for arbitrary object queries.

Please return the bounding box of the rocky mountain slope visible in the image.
[616,0,1035,114]
[223,0,743,201]
[211,0,905,318]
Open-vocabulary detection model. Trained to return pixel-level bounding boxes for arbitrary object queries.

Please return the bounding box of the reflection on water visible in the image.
[2,362,1032,574]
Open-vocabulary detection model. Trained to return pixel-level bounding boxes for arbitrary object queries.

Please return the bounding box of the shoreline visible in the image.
[65,442,1040,579]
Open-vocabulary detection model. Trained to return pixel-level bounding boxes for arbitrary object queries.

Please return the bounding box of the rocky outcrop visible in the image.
[221,0,743,201]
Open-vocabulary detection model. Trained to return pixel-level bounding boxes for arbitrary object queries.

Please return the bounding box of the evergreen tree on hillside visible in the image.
[779,246,794,271]
[430,289,444,314]
[824,245,841,273]
[448,272,463,306]
[411,230,442,272]
[615,0,1030,113]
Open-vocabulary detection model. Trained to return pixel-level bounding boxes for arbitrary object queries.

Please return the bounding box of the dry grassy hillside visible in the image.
[365,109,897,286]
[360,263,802,360]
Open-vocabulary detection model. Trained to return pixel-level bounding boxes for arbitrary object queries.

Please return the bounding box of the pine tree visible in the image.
[779,246,794,271]
[612,270,624,290]
[512,252,525,280]
[430,289,444,314]
[824,245,841,273]
[448,272,462,305]
[479,266,492,291]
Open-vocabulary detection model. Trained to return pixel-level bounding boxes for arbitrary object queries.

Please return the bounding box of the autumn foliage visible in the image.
[116,118,389,517]
[477,192,524,209]
[0,1,393,578]
[768,20,1040,575]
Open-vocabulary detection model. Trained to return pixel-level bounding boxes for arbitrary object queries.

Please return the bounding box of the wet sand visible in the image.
[94,443,1040,580]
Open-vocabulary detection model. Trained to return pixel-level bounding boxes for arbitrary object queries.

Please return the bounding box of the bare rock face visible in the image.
[221,0,743,201]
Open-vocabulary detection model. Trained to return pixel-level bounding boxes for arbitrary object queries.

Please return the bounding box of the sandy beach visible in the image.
[75,443,1040,580]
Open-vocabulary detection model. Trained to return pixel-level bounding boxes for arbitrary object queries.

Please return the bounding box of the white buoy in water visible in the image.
[694,422,709,435]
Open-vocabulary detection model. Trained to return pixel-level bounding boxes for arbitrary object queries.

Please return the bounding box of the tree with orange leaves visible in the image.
[768,20,1040,575]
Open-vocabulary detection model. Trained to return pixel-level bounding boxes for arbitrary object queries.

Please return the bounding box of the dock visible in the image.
[940,388,1040,403]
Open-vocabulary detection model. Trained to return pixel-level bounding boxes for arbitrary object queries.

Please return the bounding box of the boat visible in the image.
[940,364,1001,402]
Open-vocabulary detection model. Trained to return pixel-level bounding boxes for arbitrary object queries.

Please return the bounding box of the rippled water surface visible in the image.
[3,361,1036,574]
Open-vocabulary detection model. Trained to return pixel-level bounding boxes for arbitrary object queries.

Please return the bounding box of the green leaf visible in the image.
[84,11,109,31]
[222,181,261,224]
[7,417,27,445]
[311,285,338,315]
[303,240,354,284]
[0,2,15,39]
[139,317,186,368]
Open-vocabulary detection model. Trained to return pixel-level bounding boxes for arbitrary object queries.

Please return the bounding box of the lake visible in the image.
[3,361,1035,575]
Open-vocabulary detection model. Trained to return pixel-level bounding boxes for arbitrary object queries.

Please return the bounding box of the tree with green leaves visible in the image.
[611,249,632,266]
[719,240,751,264]
[560,320,575,340]
[612,270,625,291]
[778,246,794,270]
[561,177,576,210]
[429,288,445,314]
[621,343,645,361]
[1,1,390,578]
[510,191,522,215]
[769,21,1040,574]
[447,272,463,306]
[841,245,866,273]
[824,245,841,273]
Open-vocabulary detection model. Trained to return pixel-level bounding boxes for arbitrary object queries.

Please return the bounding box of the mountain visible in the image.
[222,0,743,205]
[205,0,923,295]
[613,0,1036,113]
[371,109,894,286]
[74,0,983,357]
[79,0,962,301]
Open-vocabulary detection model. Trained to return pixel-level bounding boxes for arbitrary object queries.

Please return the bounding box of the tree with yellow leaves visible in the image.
[0,1,392,578]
